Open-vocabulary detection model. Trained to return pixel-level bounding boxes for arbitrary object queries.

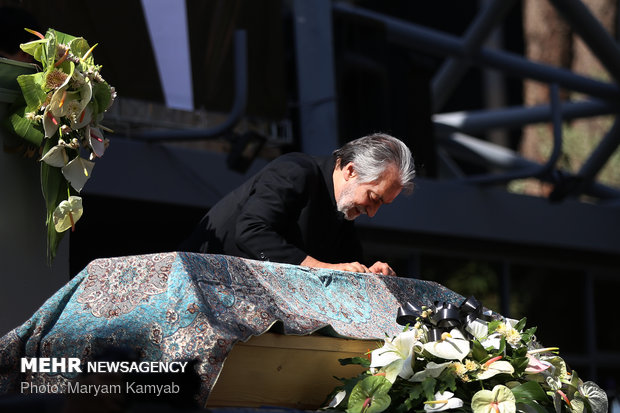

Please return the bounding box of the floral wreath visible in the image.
[326,297,608,413]
[6,28,116,263]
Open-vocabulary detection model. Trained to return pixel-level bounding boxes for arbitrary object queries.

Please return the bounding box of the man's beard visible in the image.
[336,182,366,221]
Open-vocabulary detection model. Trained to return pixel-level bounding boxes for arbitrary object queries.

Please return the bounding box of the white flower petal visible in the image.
[466,319,489,339]
[481,333,502,350]
[62,156,95,192]
[477,360,515,380]
[43,107,61,138]
[410,361,451,382]
[424,391,464,412]
[40,145,68,167]
[326,390,346,408]
[370,329,419,368]
[88,126,106,157]
[423,329,470,361]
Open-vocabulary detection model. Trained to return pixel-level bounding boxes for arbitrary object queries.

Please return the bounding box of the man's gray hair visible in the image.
[333,133,415,193]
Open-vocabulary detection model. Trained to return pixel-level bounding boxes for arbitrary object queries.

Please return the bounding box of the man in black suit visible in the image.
[181,133,415,275]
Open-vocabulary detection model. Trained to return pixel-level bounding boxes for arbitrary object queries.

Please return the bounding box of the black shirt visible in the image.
[180,153,363,265]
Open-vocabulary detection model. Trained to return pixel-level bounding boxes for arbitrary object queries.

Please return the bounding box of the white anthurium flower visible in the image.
[40,145,69,167]
[67,79,93,126]
[477,357,515,380]
[61,156,95,192]
[72,104,93,130]
[87,126,106,158]
[370,329,420,382]
[410,361,451,382]
[53,196,83,232]
[465,318,489,340]
[471,385,516,413]
[423,329,470,361]
[423,391,464,412]
[480,333,502,350]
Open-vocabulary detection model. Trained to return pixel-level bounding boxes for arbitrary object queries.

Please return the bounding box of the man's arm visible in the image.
[234,157,315,264]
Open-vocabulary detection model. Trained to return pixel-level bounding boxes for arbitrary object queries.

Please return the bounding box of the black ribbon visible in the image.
[396,296,494,340]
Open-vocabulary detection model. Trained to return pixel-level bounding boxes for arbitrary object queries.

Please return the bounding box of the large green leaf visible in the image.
[471,339,489,361]
[55,30,79,47]
[7,106,44,146]
[510,381,549,404]
[16,72,47,110]
[92,81,111,116]
[347,376,392,413]
[40,140,68,264]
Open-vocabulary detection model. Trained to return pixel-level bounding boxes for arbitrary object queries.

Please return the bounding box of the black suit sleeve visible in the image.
[234,158,315,265]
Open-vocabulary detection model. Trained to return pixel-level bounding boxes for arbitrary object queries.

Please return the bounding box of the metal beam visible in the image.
[432,0,519,111]
[333,2,620,101]
[437,130,620,200]
[549,0,620,83]
[433,99,619,134]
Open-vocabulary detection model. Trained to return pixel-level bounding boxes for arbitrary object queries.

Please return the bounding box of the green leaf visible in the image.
[92,81,112,115]
[55,30,79,46]
[6,105,44,146]
[437,368,457,393]
[41,140,68,264]
[421,377,437,401]
[407,383,424,401]
[487,320,501,334]
[510,381,550,404]
[515,401,549,413]
[471,339,489,361]
[347,376,392,413]
[514,317,527,331]
[510,356,529,375]
[16,72,47,110]
[498,336,506,353]
[521,326,537,343]
[340,357,371,368]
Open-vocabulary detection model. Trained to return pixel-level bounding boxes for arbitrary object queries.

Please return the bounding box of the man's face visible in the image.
[337,164,402,221]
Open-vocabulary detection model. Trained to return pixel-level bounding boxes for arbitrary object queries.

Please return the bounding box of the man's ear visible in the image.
[343,162,356,181]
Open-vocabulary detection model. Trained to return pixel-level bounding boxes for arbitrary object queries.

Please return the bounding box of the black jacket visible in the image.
[180,153,363,265]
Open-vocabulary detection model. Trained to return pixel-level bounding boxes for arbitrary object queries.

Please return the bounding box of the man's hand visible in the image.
[368,261,396,276]
[301,256,395,275]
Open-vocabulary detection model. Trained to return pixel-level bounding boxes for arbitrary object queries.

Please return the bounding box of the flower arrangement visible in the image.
[326,297,608,413]
[6,28,116,263]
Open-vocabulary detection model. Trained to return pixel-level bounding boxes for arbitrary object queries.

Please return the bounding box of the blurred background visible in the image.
[0,0,619,401]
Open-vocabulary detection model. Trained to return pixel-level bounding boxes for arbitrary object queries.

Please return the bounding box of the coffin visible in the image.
[207,333,379,409]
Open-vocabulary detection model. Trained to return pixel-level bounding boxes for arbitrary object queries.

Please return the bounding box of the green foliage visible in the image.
[340,357,371,369]
[40,139,69,264]
[347,376,392,413]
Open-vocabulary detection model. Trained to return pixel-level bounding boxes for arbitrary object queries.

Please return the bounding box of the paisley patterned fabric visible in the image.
[0,252,464,405]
